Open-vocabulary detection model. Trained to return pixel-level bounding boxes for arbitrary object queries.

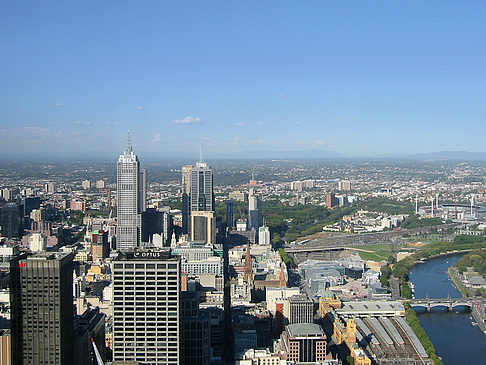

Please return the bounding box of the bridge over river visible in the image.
[409,297,472,312]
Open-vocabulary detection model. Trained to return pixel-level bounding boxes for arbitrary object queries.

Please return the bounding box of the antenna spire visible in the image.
[126,130,132,153]
[199,137,203,163]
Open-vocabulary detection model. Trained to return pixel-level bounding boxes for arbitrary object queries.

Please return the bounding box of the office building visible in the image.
[20,197,40,217]
[248,188,261,230]
[10,252,75,365]
[180,292,210,365]
[288,294,314,324]
[191,211,216,244]
[280,323,327,363]
[116,135,146,251]
[112,250,180,364]
[189,161,214,228]
[181,165,194,234]
[0,203,22,239]
[226,199,235,228]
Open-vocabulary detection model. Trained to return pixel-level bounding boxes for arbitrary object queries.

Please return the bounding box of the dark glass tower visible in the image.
[10,252,75,365]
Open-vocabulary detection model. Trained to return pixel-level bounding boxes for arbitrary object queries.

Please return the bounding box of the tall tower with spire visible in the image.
[184,141,214,234]
[116,132,146,250]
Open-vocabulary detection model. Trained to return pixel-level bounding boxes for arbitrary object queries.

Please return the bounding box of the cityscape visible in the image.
[1,2,486,365]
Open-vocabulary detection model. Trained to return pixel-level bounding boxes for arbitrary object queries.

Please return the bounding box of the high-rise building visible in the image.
[248,188,262,230]
[10,252,75,365]
[338,180,351,191]
[226,199,235,228]
[288,294,314,324]
[0,202,23,239]
[95,180,105,189]
[326,193,339,208]
[190,162,214,214]
[81,180,91,189]
[181,165,194,234]
[191,211,216,244]
[116,135,146,251]
[258,226,271,245]
[112,249,180,364]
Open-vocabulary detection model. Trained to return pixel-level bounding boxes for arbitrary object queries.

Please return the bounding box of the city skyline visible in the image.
[1,1,486,157]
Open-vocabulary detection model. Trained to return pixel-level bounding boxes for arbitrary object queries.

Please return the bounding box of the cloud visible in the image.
[104,121,121,126]
[70,131,82,136]
[137,106,145,111]
[294,121,303,126]
[73,120,92,126]
[153,133,161,143]
[235,122,244,127]
[173,116,203,125]
[280,93,289,99]
[257,121,264,125]
[24,125,49,134]
[311,139,324,148]
[53,103,64,108]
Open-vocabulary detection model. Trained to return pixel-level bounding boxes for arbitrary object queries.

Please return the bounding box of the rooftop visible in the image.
[286,323,325,338]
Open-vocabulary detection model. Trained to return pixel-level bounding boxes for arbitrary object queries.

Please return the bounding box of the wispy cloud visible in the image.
[24,125,49,134]
[73,120,92,126]
[235,122,244,127]
[311,139,324,148]
[173,116,203,125]
[104,121,121,126]
[137,106,145,111]
[294,121,303,126]
[53,103,64,108]
[70,131,82,136]
[257,121,264,125]
[280,93,289,99]
[153,133,161,143]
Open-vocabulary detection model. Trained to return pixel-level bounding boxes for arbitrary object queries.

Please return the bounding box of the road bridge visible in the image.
[409,297,472,312]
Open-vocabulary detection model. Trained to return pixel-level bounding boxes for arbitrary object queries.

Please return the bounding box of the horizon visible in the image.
[1,1,486,156]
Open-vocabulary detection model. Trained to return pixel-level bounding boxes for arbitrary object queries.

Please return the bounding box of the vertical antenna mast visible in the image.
[199,137,203,163]
[126,130,132,152]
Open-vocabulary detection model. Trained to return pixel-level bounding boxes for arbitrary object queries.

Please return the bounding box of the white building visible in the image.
[116,135,146,251]
[258,226,271,245]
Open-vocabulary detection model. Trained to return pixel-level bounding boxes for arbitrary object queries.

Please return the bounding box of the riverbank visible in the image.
[446,266,470,297]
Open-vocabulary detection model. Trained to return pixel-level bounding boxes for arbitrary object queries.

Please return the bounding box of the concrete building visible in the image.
[10,252,75,365]
[95,180,105,189]
[28,232,46,252]
[81,180,91,189]
[189,161,214,233]
[338,180,351,191]
[248,188,262,230]
[226,199,235,228]
[112,250,180,364]
[258,226,271,246]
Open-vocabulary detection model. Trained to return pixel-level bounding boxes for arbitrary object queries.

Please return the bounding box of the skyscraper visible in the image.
[190,161,214,213]
[248,187,262,230]
[112,249,180,364]
[181,165,194,235]
[10,252,75,365]
[116,134,146,251]
[183,160,214,235]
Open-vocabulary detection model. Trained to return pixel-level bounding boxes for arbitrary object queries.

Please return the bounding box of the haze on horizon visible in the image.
[1,1,485,158]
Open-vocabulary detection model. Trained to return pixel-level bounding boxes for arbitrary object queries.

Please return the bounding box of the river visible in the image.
[409,254,486,364]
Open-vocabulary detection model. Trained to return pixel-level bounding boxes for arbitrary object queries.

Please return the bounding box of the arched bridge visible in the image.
[409,297,472,312]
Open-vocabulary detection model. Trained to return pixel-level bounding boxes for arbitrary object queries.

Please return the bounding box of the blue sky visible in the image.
[1,1,485,158]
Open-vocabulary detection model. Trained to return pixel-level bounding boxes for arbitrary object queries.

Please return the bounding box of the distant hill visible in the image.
[403,151,486,161]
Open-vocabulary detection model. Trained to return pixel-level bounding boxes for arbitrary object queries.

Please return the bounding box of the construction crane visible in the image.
[91,338,104,365]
